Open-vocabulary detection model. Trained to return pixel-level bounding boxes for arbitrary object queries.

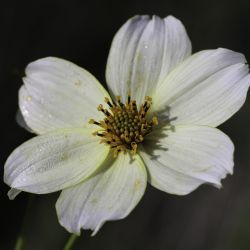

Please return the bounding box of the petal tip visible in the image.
[91,222,105,236]
[7,188,22,200]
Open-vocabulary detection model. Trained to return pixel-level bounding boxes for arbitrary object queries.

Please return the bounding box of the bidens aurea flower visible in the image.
[4,15,250,235]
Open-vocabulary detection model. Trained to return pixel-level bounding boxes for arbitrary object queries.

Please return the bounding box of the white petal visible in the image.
[140,125,234,195]
[16,109,34,133]
[4,128,109,194]
[56,153,147,235]
[20,57,110,134]
[106,15,191,105]
[152,48,250,127]
[8,188,22,200]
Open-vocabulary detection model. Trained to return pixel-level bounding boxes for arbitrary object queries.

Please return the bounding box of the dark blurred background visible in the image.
[1,0,250,249]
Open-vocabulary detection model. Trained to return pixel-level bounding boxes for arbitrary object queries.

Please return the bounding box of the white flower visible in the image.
[4,15,250,235]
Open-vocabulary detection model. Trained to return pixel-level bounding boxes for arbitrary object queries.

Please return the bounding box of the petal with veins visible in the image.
[140,125,234,195]
[4,128,109,194]
[20,57,110,134]
[151,48,250,127]
[56,153,147,235]
[106,15,191,105]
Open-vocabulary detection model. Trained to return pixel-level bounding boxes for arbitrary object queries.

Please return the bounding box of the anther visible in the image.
[145,96,152,102]
[104,109,111,117]
[97,104,104,112]
[104,97,113,108]
[141,112,145,118]
[93,131,104,137]
[89,119,100,125]
[116,96,124,107]
[96,133,104,137]
[132,101,137,111]
[144,103,150,113]
[127,91,131,104]
[131,142,137,155]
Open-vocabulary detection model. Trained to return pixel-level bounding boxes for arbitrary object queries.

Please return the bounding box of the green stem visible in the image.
[14,236,24,250]
[63,234,79,250]
[14,195,35,250]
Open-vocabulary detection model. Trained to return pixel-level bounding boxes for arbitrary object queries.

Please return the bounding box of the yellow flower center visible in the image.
[89,93,158,157]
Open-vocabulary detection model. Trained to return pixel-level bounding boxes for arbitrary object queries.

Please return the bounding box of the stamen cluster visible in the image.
[89,94,158,157]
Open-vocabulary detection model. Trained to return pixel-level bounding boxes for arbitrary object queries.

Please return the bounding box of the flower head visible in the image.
[90,95,159,156]
[4,15,250,235]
